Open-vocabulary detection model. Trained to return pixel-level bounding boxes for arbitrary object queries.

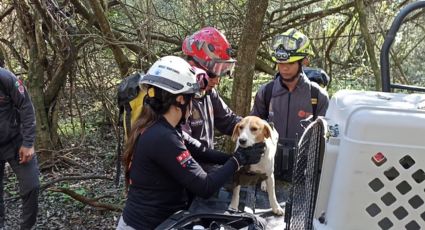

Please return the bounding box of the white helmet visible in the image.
[140,56,200,95]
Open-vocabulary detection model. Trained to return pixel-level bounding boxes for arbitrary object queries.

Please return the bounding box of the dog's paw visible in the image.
[260,181,267,192]
[272,206,285,216]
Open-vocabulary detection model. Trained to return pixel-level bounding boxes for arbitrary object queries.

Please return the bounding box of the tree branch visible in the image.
[87,0,132,76]
[0,6,14,23]
[265,2,356,40]
[355,0,381,90]
[255,58,275,76]
[48,187,122,212]
[0,38,29,70]
[40,175,112,191]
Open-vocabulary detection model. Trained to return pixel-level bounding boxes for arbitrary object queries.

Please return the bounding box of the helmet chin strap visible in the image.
[281,61,303,83]
[176,95,192,125]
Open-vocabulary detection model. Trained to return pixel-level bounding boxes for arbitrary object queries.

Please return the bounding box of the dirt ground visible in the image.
[3,164,122,229]
[1,134,289,229]
[3,131,123,230]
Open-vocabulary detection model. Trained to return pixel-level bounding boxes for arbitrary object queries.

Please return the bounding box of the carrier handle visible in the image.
[381,1,425,92]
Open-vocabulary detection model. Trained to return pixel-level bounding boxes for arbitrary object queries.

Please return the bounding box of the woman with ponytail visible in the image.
[117,56,265,230]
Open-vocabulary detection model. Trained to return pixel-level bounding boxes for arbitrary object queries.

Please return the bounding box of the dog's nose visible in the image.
[239,138,247,145]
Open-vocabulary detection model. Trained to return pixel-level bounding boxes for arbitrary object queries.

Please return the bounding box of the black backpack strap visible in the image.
[115,106,126,187]
[263,81,274,120]
[310,84,319,120]
[115,73,141,187]
[115,110,123,187]
[115,103,132,187]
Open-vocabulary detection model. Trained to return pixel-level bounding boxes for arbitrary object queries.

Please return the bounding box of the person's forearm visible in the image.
[186,159,238,198]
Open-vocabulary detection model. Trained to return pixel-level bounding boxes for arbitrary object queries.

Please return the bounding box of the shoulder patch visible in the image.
[176,150,194,168]
[15,79,25,95]
[18,85,25,94]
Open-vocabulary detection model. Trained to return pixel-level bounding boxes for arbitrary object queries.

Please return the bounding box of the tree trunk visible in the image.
[87,0,132,76]
[224,0,269,152]
[14,0,77,162]
[14,1,54,156]
[28,46,54,151]
[355,0,381,90]
[231,0,269,116]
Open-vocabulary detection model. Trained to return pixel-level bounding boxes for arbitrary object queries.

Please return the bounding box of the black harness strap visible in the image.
[310,85,319,120]
[263,81,274,120]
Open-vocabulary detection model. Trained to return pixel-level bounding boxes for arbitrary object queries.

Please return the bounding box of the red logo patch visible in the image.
[298,110,313,118]
[18,85,25,94]
[176,150,193,168]
[298,110,306,118]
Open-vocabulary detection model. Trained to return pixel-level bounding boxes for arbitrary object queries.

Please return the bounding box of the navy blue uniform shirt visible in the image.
[0,68,36,159]
[122,116,237,229]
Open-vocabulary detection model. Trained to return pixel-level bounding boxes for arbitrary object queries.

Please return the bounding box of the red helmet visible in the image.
[182,27,236,77]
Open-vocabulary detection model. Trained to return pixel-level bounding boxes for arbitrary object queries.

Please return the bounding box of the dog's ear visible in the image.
[268,122,275,130]
[263,122,272,139]
[232,123,241,142]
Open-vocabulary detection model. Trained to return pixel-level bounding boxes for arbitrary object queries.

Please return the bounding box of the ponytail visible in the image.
[122,86,177,191]
[123,103,158,191]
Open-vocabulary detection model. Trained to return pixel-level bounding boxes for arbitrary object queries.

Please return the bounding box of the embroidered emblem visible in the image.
[176,150,194,168]
[18,85,25,94]
[298,110,312,118]
[15,80,25,95]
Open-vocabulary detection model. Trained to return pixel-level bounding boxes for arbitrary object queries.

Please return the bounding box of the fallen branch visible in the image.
[39,159,61,171]
[5,175,113,202]
[40,175,112,191]
[57,155,93,172]
[48,187,123,212]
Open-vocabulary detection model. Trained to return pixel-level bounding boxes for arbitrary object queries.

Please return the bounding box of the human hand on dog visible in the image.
[232,142,266,168]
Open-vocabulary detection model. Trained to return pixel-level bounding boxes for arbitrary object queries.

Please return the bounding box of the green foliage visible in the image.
[217,77,234,105]
[1,0,424,162]
[4,175,18,196]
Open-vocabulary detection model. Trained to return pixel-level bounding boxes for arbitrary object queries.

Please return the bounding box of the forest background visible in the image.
[0,0,424,229]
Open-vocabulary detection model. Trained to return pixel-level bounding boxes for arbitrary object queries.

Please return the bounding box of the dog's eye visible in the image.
[239,126,244,130]
[250,127,258,132]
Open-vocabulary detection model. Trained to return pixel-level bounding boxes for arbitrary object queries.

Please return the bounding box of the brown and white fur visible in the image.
[229,116,284,215]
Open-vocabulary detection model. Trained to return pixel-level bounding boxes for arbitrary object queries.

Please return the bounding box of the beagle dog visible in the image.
[229,116,284,215]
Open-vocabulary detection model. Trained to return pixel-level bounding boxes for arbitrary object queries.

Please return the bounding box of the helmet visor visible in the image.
[271,35,304,52]
[210,60,236,77]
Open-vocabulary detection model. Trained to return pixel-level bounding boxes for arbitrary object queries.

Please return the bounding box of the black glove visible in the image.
[233,142,266,167]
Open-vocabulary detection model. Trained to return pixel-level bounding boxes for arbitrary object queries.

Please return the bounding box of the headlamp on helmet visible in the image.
[270,29,313,63]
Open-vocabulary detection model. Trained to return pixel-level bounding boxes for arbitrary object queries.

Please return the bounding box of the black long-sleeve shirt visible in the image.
[122,117,237,229]
[0,68,36,158]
